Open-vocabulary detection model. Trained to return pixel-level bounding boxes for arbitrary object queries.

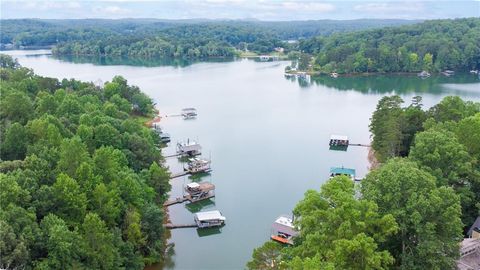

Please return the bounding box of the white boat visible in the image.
[330,72,339,78]
[181,108,197,119]
[259,55,271,61]
[194,210,226,228]
[271,215,298,245]
[470,70,479,74]
[184,157,211,173]
[176,140,202,156]
[159,133,170,143]
[418,71,431,78]
[441,70,454,76]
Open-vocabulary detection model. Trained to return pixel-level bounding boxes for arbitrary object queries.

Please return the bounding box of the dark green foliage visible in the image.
[306,18,480,73]
[362,159,463,269]
[248,176,398,270]
[250,96,477,269]
[0,55,170,269]
[370,94,480,235]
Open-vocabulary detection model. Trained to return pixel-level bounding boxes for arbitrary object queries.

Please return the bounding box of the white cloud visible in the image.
[20,0,82,11]
[282,2,335,12]
[92,5,131,16]
[354,2,424,13]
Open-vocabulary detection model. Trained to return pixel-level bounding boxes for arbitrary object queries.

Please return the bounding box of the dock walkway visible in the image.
[163,197,188,206]
[163,193,215,207]
[170,171,189,179]
[164,153,182,158]
[164,223,198,229]
[348,143,371,147]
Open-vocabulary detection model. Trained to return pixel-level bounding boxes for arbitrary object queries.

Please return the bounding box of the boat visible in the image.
[194,210,226,228]
[296,72,307,79]
[330,167,356,181]
[470,70,479,74]
[181,108,197,119]
[441,70,455,76]
[271,215,298,245]
[176,139,202,156]
[184,157,211,173]
[330,72,339,78]
[159,133,171,143]
[259,55,271,61]
[185,182,215,202]
[418,71,431,78]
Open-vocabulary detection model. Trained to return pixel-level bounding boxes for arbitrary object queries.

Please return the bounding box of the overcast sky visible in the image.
[1,0,479,21]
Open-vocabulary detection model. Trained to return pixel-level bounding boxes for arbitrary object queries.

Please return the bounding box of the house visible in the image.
[468,216,480,239]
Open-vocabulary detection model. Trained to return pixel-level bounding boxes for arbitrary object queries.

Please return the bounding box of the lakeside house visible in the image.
[468,216,480,239]
[271,215,299,245]
[457,216,480,270]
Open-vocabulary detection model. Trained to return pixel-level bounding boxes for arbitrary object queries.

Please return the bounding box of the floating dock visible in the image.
[163,182,216,206]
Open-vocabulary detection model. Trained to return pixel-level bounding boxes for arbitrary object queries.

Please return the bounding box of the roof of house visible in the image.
[195,210,225,221]
[467,216,480,237]
[330,167,356,176]
[274,215,294,229]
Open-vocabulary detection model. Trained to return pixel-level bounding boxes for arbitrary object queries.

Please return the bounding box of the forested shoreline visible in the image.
[0,54,171,269]
[300,18,480,74]
[248,95,480,269]
[1,18,417,59]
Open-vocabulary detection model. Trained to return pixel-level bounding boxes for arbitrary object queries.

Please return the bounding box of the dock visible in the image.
[164,153,182,158]
[163,197,188,206]
[348,143,371,147]
[163,192,215,207]
[164,223,197,229]
[170,171,189,179]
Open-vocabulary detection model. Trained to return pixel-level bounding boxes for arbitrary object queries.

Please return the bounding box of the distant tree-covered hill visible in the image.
[300,17,480,73]
[0,18,418,58]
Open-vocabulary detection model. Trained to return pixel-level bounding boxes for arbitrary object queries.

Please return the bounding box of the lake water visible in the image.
[4,50,480,270]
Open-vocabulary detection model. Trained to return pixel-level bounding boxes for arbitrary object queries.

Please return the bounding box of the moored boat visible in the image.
[181,108,197,119]
[176,139,202,156]
[184,157,211,173]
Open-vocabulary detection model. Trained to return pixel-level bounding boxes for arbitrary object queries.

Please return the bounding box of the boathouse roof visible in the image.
[330,167,356,176]
[186,182,200,189]
[330,134,348,141]
[195,210,225,221]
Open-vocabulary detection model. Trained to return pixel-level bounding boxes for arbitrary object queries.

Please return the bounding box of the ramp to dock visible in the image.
[164,153,182,158]
[163,197,188,207]
[170,171,189,179]
[348,143,371,147]
[164,223,198,229]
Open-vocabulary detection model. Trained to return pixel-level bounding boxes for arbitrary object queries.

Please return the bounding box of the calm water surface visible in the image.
[4,50,480,270]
